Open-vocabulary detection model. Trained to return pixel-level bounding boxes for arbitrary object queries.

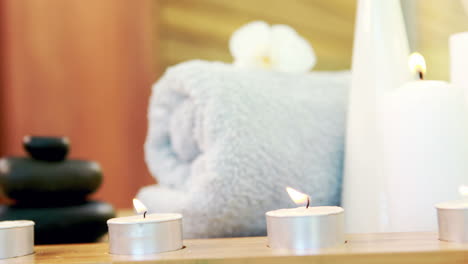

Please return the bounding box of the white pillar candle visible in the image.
[381,53,468,232]
[450,32,468,102]
[266,187,344,250]
[107,199,183,255]
[0,220,34,259]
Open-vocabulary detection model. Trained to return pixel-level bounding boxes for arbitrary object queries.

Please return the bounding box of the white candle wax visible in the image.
[267,206,343,217]
[0,220,34,259]
[266,206,344,250]
[107,213,183,255]
[436,200,468,210]
[381,80,468,232]
[0,221,33,228]
[107,213,182,224]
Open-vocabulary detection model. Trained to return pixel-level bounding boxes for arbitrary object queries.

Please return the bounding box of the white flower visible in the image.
[229,21,316,73]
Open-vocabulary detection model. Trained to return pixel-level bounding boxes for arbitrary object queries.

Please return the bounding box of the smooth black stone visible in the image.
[23,136,70,162]
[0,200,115,244]
[0,157,102,203]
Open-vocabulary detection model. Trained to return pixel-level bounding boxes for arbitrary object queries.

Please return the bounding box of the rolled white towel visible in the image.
[138,60,350,238]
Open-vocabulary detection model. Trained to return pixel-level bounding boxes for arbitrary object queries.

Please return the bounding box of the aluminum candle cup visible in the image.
[436,201,468,242]
[0,220,34,259]
[266,206,344,250]
[107,213,183,255]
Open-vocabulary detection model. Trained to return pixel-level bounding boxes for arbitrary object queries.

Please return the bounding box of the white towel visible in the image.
[138,60,350,238]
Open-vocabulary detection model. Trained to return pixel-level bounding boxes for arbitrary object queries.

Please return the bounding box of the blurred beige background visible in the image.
[404,0,468,80]
[155,0,356,71]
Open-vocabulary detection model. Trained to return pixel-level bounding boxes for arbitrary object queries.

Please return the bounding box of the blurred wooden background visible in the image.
[2,0,463,208]
[157,0,356,70]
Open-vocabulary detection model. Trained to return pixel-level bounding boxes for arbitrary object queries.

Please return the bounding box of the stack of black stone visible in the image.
[0,136,115,244]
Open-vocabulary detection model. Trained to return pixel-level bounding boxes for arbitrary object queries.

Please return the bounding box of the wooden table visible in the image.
[2,232,468,264]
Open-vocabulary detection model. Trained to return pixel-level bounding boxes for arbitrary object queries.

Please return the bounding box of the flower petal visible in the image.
[229,21,270,62]
[269,24,316,73]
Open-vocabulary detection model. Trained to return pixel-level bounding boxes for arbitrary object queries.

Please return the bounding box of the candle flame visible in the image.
[408,52,426,77]
[286,187,309,206]
[459,185,468,197]
[133,198,148,214]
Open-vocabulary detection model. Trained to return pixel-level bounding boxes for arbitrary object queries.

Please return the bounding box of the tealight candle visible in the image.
[0,220,34,259]
[107,199,183,255]
[435,186,468,242]
[266,187,344,250]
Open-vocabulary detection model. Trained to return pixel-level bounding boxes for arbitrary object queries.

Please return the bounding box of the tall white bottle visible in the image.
[342,0,411,233]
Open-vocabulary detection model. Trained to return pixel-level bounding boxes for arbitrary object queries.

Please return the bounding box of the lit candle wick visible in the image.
[408,52,426,81]
[306,197,310,209]
[133,198,148,219]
